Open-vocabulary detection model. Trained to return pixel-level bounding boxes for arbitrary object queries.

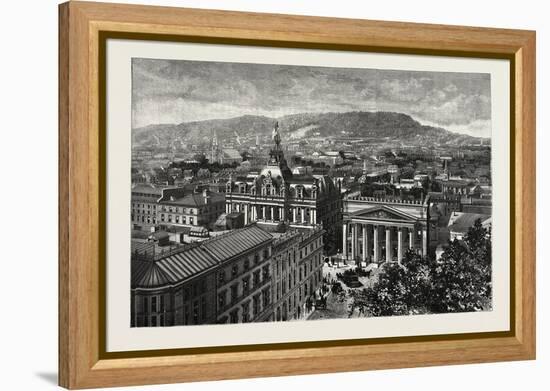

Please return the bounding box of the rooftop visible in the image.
[160,191,225,207]
[202,224,273,262]
[131,183,163,195]
[448,212,491,233]
[132,225,273,289]
[132,245,217,289]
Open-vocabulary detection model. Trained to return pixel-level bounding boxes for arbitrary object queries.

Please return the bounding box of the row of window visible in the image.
[160,214,195,225]
[275,269,322,321]
[228,183,320,199]
[132,202,158,210]
[223,288,271,324]
[218,248,271,285]
[160,206,198,214]
[218,265,270,310]
[141,295,166,314]
[179,278,208,302]
[131,215,157,224]
[275,253,322,301]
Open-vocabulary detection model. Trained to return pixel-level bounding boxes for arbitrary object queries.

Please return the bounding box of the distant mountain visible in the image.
[132,111,488,147]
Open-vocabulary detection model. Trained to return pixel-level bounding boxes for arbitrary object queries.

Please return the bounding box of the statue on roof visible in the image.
[272,121,281,150]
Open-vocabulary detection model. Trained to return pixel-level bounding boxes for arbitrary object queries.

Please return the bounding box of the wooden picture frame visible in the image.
[59,1,536,389]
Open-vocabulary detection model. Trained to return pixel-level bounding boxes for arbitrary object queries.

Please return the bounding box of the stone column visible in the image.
[373,225,379,263]
[397,228,403,264]
[342,223,348,259]
[301,208,305,224]
[422,228,428,258]
[244,204,248,223]
[292,207,297,223]
[409,227,414,249]
[351,224,357,260]
[367,225,372,262]
[312,210,317,225]
[271,206,275,221]
[385,226,392,262]
[362,224,368,262]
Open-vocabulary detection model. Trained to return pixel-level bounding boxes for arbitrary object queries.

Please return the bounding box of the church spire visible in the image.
[211,130,219,163]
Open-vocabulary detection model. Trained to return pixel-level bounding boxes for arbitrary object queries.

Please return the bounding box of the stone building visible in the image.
[131,184,185,231]
[131,224,325,327]
[132,225,274,327]
[157,188,225,230]
[342,195,431,264]
[131,245,219,327]
[225,122,341,254]
[271,227,324,321]
[212,226,274,324]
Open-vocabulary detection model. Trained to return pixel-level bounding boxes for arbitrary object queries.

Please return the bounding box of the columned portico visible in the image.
[342,202,429,264]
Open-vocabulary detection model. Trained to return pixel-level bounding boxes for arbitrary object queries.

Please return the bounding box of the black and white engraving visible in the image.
[130,58,492,327]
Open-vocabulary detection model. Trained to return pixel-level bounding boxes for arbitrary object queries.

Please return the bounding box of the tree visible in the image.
[348,219,492,316]
[192,153,208,165]
[348,251,430,317]
[428,219,492,313]
[240,151,250,162]
[400,167,415,179]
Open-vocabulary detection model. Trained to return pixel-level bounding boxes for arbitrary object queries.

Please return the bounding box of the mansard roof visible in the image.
[131,225,273,289]
[202,225,273,262]
[131,245,217,289]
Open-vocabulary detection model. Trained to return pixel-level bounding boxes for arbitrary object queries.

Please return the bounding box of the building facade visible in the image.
[131,245,219,327]
[211,226,274,324]
[271,227,324,321]
[131,184,186,231]
[157,188,225,230]
[342,195,431,264]
[131,224,325,327]
[225,122,341,254]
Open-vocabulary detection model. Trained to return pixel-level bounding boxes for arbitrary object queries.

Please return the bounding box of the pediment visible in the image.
[352,206,418,222]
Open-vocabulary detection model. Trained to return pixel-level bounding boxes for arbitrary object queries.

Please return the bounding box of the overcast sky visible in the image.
[132,58,492,137]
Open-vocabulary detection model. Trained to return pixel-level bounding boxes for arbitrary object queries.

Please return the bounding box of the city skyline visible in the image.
[131,55,494,328]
